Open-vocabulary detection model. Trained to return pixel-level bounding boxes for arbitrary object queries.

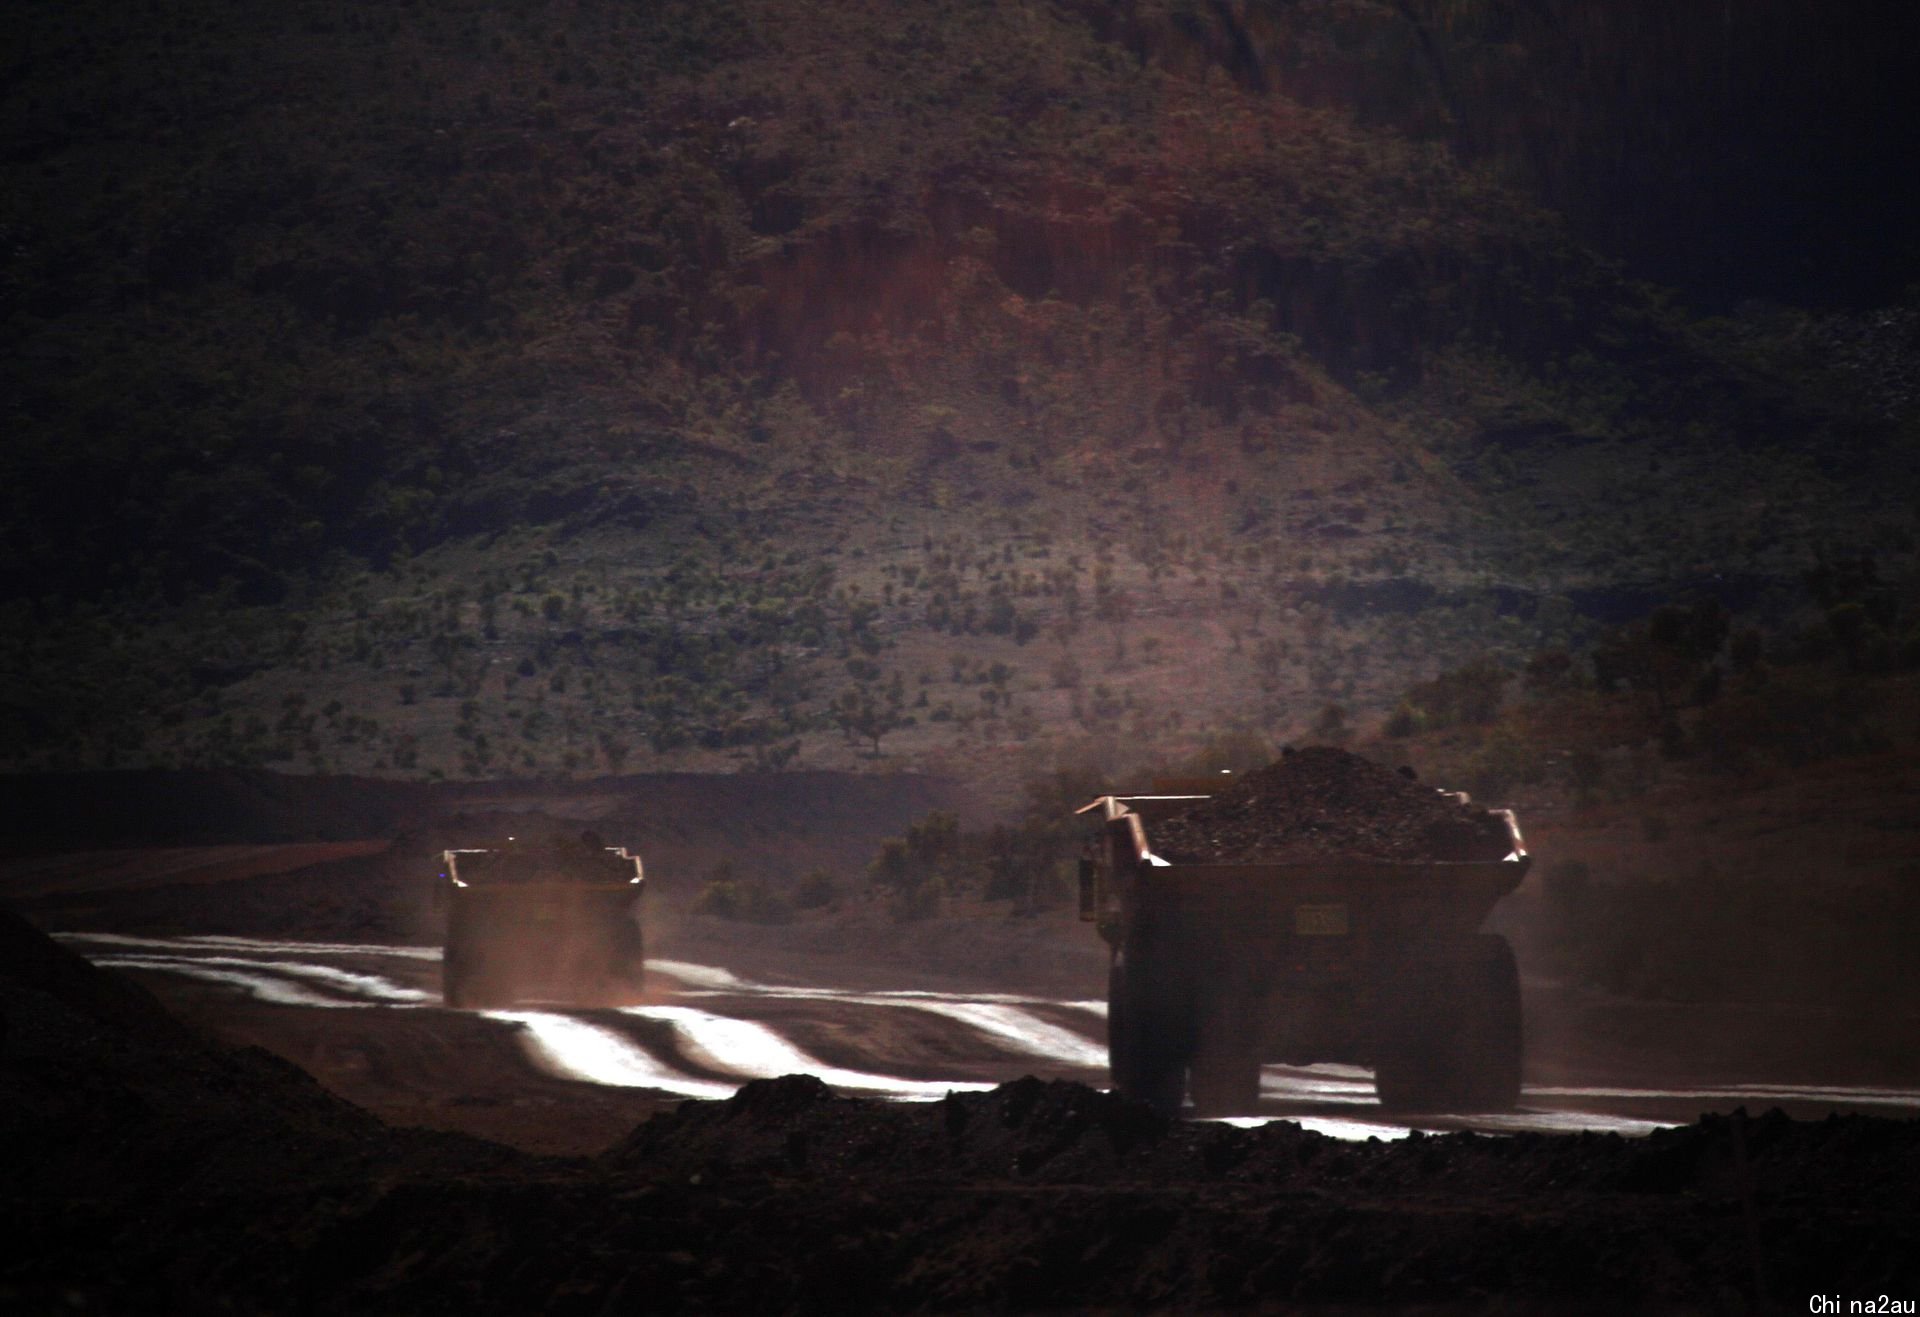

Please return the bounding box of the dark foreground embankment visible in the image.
[3,901,1914,1315]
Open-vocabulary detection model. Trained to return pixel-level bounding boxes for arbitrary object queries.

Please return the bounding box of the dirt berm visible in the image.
[3,903,1915,1314]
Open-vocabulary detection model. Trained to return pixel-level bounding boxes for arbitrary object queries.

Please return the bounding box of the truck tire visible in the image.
[1456,934,1522,1111]
[611,927,646,1004]
[1188,1038,1261,1117]
[1374,935,1522,1112]
[1108,950,1188,1117]
[443,957,474,1009]
[444,953,504,1010]
[1186,984,1262,1116]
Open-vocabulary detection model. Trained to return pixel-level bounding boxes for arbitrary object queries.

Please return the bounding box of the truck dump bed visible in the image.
[439,840,646,1009]
[1082,793,1527,945]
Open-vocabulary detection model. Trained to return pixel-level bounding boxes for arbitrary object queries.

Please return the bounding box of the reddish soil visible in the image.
[0,841,393,897]
[1148,747,1517,863]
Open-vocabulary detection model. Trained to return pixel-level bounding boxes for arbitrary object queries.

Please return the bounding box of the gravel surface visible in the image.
[1148,746,1517,863]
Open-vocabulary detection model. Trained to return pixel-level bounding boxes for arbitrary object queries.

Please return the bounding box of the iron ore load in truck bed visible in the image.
[436,834,646,1009]
[1079,747,1529,1117]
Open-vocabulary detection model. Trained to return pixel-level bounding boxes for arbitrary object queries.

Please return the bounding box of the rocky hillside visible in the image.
[4,0,1916,786]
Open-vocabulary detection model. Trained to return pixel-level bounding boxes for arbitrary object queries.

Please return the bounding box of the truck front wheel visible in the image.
[1374,934,1521,1112]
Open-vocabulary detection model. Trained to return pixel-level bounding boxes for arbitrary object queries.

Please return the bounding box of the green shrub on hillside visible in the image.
[1400,658,1511,729]
[693,863,793,924]
[1692,670,1886,769]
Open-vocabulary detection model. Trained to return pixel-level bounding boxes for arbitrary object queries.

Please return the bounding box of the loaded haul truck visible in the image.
[437,834,646,1009]
[1080,748,1528,1116]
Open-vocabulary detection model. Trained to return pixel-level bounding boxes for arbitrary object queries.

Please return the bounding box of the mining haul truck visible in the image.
[1080,774,1529,1117]
[437,835,646,1008]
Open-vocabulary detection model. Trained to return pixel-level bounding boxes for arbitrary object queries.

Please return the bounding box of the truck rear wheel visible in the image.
[443,958,474,1009]
[609,929,647,1004]
[1188,1039,1261,1117]
[444,955,506,1010]
[1186,987,1262,1116]
[1108,952,1188,1117]
[1374,934,1521,1112]
[1458,935,1522,1109]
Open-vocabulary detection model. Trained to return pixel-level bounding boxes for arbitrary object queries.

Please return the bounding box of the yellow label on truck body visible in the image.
[1294,903,1350,936]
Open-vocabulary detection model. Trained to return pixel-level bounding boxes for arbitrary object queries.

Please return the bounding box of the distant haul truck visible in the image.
[437,835,646,1009]
[1080,764,1529,1117]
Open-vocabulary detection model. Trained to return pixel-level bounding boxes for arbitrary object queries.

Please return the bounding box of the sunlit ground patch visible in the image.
[653,959,1105,1014]
[1289,1115,1420,1140]
[866,999,1109,1069]
[482,1011,737,1098]
[622,1004,993,1099]
[1261,1064,1379,1105]
[1527,1082,1920,1111]
[646,959,750,990]
[59,931,441,961]
[1209,1113,1417,1141]
[651,960,1110,1068]
[182,955,432,1002]
[1469,1110,1673,1136]
[1211,1106,1673,1140]
[92,952,433,1005]
[93,955,370,1009]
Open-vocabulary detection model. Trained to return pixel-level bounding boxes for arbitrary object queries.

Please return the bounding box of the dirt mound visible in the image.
[0,903,513,1196]
[368,1081,1917,1313]
[1148,746,1516,863]
[6,923,1917,1317]
[0,902,193,1042]
[606,1074,1176,1185]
